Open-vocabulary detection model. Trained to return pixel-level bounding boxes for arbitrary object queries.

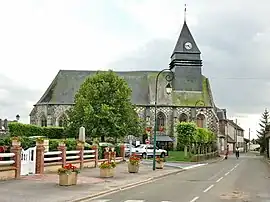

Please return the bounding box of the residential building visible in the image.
[227,120,245,153]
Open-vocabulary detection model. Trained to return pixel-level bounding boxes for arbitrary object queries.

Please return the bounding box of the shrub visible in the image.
[8,122,75,139]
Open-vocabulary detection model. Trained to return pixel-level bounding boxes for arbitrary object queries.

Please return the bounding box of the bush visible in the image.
[8,122,75,139]
[0,136,35,150]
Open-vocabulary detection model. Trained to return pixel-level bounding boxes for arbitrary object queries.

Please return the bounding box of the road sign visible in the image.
[145,140,150,144]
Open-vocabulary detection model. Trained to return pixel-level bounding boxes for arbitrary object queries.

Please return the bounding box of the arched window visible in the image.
[41,115,47,127]
[58,114,67,127]
[157,112,166,130]
[196,114,205,128]
[179,113,188,122]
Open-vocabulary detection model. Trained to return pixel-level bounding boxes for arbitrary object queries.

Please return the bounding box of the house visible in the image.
[226,120,245,153]
[29,16,223,149]
[217,108,227,154]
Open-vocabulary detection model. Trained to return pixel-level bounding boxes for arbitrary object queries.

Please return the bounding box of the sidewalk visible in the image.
[0,162,182,202]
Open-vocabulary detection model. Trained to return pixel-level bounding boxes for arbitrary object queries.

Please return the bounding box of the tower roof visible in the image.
[171,21,201,57]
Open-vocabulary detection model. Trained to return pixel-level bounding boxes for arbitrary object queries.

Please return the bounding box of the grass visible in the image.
[166,151,193,162]
[146,151,193,162]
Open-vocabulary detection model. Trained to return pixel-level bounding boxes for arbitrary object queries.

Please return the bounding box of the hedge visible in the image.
[8,122,75,139]
[0,136,36,151]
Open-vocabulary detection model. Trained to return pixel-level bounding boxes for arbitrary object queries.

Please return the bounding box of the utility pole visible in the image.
[249,128,251,152]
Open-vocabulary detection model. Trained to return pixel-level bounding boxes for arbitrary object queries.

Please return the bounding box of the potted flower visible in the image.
[57,163,80,186]
[36,137,44,146]
[11,136,21,146]
[156,157,165,169]
[99,161,116,178]
[128,154,140,173]
[58,139,66,147]
[77,140,84,147]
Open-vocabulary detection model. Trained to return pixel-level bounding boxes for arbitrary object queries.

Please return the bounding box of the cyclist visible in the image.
[235,146,240,159]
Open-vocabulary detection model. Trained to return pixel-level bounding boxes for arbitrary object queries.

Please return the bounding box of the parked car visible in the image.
[123,143,135,157]
[131,144,167,158]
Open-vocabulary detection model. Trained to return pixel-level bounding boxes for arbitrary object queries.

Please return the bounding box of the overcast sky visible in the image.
[0,0,269,139]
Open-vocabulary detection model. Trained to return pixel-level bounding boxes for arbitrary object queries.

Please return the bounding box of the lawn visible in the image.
[166,151,193,162]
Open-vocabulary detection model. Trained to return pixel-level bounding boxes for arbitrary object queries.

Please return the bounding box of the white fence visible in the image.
[0,153,15,166]
[44,149,96,164]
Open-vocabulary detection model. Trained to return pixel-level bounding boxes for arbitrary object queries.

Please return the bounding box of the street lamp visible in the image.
[15,114,20,122]
[153,68,174,171]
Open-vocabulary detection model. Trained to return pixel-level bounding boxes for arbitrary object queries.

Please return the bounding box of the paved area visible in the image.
[141,156,223,169]
[87,153,270,202]
[0,162,181,202]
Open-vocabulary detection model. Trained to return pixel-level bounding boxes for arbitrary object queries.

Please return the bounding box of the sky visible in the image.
[0,0,269,139]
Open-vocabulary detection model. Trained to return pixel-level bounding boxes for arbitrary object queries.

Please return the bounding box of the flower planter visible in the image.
[12,140,21,146]
[59,172,78,186]
[100,168,115,178]
[128,163,139,173]
[156,161,164,169]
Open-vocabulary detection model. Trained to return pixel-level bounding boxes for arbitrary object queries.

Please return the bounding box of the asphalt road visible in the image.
[86,153,270,202]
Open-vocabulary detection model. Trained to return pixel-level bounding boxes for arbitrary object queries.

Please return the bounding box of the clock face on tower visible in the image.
[184,42,192,50]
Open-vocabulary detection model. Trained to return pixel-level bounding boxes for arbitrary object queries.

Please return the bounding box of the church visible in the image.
[29,17,226,150]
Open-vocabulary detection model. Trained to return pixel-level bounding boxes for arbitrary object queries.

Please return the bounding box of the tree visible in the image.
[256,109,269,154]
[176,122,197,157]
[65,70,142,142]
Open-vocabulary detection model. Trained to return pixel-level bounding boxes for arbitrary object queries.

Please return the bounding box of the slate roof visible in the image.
[171,21,201,57]
[227,120,244,131]
[36,70,213,107]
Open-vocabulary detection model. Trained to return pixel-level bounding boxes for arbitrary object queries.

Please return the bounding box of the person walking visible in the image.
[236,146,240,159]
[225,145,229,159]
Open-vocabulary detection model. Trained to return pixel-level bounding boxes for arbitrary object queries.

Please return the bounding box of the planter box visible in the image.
[59,172,78,186]
[100,168,114,178]
[12,140,21,146]
[156,161,164,169]
[128,163,139,173]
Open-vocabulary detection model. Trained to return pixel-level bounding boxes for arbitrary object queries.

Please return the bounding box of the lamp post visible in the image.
[15,114,20,122]
[152,68,174,171]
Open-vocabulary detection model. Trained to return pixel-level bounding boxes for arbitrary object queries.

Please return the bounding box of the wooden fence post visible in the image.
[35,143,45,174]
[76,142,84,170]
[92,145,98,168]
[57,143,66,167]
[11,144,22,178]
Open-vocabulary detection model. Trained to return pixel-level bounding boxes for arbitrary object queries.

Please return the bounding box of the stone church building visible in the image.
[30,19,226,150]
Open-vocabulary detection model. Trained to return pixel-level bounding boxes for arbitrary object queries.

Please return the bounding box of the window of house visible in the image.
[196,114,205,128]
[179,113,188,122]
[157,112,166,129]
[58,115,67,127]
[41,116,47,127]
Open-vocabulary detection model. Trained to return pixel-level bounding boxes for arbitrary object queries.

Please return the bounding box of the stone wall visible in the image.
[30,104,219,139]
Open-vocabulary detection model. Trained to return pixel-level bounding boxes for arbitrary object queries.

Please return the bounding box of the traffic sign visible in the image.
[145,140,150,144]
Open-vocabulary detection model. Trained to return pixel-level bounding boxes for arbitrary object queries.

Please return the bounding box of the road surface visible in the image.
[85,153,270,202]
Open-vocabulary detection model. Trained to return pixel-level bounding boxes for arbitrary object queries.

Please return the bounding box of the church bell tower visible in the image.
[170,6,203,92]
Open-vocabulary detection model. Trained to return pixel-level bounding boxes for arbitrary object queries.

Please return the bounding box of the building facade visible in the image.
[226,120,245,153]
[29,19,223,149]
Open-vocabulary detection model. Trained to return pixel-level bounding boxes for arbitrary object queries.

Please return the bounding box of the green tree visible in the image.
[65,70,142,142]
[256,109,269,154]
[176,122,197,156]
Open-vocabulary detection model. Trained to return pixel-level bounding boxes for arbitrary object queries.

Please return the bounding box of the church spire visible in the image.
[170,5,200,57]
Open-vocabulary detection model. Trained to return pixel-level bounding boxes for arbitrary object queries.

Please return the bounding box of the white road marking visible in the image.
[90,200,111,202]
[190,196,200,202]
[203,184,214,193]
[208,168,225,180]
[125,200,145,202]
[183,163,207,170]
[225,171,230,176]
[216,176,223,182]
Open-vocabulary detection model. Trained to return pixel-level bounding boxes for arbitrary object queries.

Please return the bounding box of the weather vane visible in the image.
[184,4,187,22]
